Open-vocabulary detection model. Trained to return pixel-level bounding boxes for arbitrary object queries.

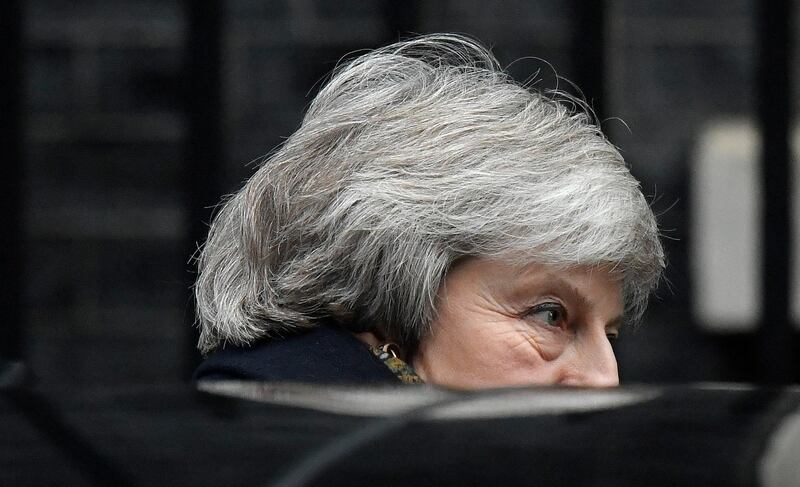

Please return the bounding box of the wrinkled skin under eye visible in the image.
[521,302,572,361]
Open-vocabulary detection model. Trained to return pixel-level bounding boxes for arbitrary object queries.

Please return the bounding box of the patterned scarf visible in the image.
[368,345,424,384]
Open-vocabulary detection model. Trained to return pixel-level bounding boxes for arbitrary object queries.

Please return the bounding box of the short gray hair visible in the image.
[194,34,664,354]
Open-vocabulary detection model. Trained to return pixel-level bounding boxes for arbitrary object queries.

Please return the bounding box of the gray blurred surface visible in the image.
[3,383,800,486]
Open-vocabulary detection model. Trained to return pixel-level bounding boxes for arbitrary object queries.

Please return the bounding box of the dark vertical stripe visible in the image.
[0,0,24,361]
[757,0,794,383]
[572,0,606,123]
[183,0,224,378]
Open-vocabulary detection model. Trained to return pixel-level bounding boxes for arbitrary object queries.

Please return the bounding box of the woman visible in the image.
[193,34,664,389]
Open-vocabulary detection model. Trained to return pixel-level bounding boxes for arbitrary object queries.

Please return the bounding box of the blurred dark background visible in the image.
[2,0,799,390]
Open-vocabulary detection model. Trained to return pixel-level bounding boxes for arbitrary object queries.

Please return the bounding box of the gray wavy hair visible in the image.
[194,34,664,354]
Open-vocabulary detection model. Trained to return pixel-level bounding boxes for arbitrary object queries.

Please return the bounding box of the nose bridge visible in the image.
[560,328,619,387]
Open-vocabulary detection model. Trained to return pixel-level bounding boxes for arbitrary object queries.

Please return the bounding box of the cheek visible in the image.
[470,320,542,367]
[521,324,571,361]
[501,322,566,364]
[423,315,560,383]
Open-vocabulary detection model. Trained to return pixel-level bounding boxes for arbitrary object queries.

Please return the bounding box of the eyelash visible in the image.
[525,303,621,343]
[525,302,568,328]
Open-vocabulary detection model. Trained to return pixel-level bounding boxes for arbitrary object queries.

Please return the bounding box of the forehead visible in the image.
[448,258,623,313]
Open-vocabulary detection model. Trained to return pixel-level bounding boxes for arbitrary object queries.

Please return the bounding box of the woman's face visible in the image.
[412,258,623,389]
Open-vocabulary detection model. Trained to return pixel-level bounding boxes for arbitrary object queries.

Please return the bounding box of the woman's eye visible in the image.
[606,333,619,343]
[527,303,566,327]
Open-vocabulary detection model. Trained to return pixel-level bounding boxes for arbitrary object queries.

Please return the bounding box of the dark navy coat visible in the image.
[193,323,400,384]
